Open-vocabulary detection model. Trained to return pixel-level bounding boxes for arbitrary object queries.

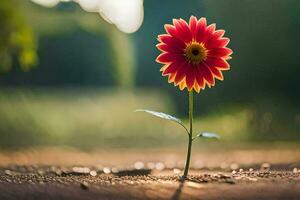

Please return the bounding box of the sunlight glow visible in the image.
[31,0,144,33]
[31,0,60,8]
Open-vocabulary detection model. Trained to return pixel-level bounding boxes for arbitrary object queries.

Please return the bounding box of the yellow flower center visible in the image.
[184,42,207,64]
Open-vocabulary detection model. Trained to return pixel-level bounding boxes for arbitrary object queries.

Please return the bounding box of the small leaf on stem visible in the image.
[134,109,189,135]
[195,132,220,140]
[135,109,181,123]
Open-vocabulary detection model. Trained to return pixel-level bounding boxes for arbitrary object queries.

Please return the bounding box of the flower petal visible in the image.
[164,24,183,42]
[195,66,205,89]
[156,52,184,64]
[206,37,230,49]
[162,60,185,75]
[164,24,177,35]
[189,16,198,38]
[195,17,207,42]
[168,73,176,83]
[156,43,183,54]
[179,80,186,90]
[193,81,201,93]
[206,30,225,44]
[157,34,186,50]
[210,66,224,80]
[205,57,230,70]
[201,64,215,86]
[213,30,225,39]
[186,67,196,90]
[160,64,168,72]
[173,19,193,43]
[174,62,189,84]
[208,47,233,58]
[203,23,216,43]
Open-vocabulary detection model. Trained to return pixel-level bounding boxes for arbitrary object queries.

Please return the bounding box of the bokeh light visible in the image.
[31,0,144,33]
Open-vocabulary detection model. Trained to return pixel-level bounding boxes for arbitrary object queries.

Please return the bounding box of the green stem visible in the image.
[183,90,193,178]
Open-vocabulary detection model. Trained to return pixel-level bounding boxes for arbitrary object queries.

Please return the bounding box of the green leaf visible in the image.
[195,132,220,139]
[135,109,189,135]
[135,109,181,123]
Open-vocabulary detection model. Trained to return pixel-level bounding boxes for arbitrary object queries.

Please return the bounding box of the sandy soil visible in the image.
[0,147,299,200]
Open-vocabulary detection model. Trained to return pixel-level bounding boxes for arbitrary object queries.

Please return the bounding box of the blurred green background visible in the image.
[0,0,299,150]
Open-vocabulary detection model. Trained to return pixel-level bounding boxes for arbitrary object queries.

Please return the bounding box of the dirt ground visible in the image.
[0,147,300,200]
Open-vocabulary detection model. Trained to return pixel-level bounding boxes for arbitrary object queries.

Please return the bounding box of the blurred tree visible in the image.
[0,1,136,88]
[203,0,300,102]
[203,0,300,139]
[0,0,38,72]
[26,1,136,88]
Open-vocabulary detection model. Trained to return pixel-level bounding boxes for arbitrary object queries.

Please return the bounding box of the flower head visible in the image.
[156,16,233,92]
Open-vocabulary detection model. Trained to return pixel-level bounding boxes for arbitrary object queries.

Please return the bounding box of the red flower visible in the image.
[156,16,233,93]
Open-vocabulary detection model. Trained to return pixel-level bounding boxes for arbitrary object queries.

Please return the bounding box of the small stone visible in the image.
[249,168,254,172]
[232,170,237,174]
[111,168,119,173]
[260,163,271,171]
[80,182,89,190]
[293,168,298,173]
[37,170,45,175]
[155,162,165,171]
[5,170,12,176]
[173,168,181,174]
[90,170,97,177]
[55,169,62,176]
[72,167,90,174]
[103,167,111,174]
[50,166,57,172]
[239,168,244,172]
[134,161,144,170]
[26,166,34,172]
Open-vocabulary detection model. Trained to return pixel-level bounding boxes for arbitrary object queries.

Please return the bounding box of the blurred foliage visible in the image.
[203,0,300,101]
[0,0,38,72]
[0,89,298,150]
[0,0,299,149]
[202,0,300,138]
[0,1,135,87]
[0,89,176,149]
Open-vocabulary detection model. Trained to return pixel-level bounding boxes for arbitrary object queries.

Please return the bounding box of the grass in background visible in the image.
[0,88,299,150]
